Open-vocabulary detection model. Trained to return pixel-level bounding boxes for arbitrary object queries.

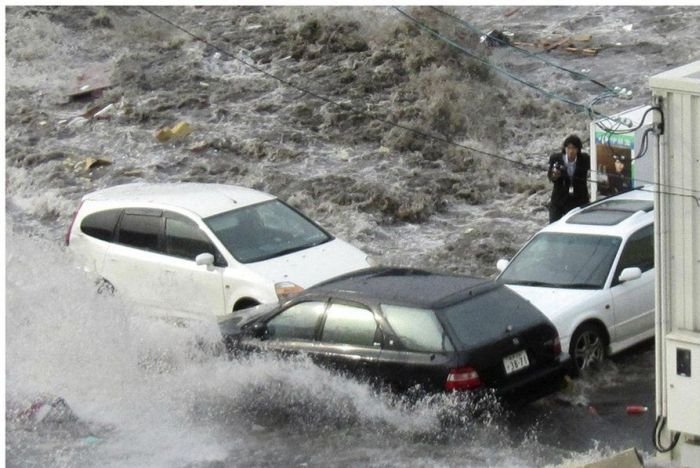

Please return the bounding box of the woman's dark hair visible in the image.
[562,134,582,152]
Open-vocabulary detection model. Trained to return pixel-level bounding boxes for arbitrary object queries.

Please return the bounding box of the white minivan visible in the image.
[66,182,373,321]
[496,188,655,372]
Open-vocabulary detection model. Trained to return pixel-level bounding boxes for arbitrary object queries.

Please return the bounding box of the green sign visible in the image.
[595,130,635,149]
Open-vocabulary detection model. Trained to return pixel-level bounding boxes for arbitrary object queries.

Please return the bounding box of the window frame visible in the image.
[163,211,227,267]
[380,303,454,353]
[611,223,655,286]
[114,208,164,253]
[265,300,329,342]
[87,207,227,265]
[79,208,122,242]
[319,300,383,348]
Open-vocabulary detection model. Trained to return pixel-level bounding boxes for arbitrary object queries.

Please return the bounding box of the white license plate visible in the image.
[503,350,530,374]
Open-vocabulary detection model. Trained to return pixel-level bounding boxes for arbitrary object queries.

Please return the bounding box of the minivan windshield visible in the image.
[205,200,332,263]
[499,232,622,289]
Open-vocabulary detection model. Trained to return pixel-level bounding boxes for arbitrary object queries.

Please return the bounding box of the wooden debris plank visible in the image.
[67,63,113,100]
[543,36,571,51]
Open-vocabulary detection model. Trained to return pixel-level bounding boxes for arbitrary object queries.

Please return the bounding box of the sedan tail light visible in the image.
[445,366,482,391]
[553,336,562,355]
[545,336,562,356]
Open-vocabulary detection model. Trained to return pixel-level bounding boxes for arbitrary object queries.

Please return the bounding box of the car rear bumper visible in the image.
[494,355,572,406]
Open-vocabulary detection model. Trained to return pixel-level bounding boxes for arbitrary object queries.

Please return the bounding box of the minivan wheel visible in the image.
[570,324,606,372]
[233,298,260,311]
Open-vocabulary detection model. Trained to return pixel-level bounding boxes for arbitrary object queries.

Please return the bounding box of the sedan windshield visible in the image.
[205,200,332,263]
[499,233,622,289]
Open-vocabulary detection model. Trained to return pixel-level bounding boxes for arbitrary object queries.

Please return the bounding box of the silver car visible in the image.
[496,188,655,371]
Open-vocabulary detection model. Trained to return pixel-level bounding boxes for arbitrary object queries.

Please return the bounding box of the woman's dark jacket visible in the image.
[548,152,591,212]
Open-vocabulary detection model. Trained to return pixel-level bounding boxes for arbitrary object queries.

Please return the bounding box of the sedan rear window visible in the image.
[499,233,621,289]
[205,200,331,263]
[440,286,544,350]
[381,304,453,352]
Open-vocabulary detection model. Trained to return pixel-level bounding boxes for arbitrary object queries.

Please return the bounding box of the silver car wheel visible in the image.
[571,326,605,370]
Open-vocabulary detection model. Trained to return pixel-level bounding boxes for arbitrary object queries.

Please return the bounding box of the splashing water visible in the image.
[6,226,658,467]
[4,227,567,467]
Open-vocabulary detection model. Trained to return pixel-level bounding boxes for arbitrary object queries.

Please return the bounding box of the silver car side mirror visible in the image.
[496,259,510,273]
[618,267,642,283]
[195,252,215,267]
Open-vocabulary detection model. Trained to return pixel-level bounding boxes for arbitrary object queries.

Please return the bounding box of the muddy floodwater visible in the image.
[6,5,699,467]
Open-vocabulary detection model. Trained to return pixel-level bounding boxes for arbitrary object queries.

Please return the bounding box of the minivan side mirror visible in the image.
[195,252,215,267]
[618,267,642,283]
[496,259,510,273]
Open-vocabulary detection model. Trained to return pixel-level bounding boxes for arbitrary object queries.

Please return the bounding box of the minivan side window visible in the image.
[613,224,654,285]
[165,217,224,264]
[117,212,162,252]
[80,209,121,241]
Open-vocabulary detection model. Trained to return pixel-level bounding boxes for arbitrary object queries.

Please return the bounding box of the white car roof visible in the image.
[541,187,655,238]
[82,182,276,218]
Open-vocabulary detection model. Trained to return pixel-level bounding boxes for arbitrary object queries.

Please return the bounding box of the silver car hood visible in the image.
[503,284,604,337]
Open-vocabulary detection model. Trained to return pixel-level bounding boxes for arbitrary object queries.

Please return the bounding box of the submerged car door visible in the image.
[610,224,655,342]
[374,304,455,392]
[245,300,327,356]
[159,212,226,320]
[101,208,169,311]
[102,209,225,320]
[315,301,384,383]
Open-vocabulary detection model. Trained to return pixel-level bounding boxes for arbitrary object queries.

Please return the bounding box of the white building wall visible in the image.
[651,62,700,333]
[650,60,700,465]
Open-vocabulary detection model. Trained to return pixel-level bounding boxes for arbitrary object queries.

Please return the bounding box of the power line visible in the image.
[138,7,698,205]
[428,6,621,95]
[392,7,612,120]
[391,7,698,201]
[138,6,535,168]
[399,7,660,161]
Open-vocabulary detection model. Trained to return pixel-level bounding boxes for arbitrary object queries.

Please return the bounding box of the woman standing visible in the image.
[547,134,591,223]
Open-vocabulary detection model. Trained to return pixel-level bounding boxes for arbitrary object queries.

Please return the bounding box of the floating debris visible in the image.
[480,30,511,47]
[19,396,77,424]
[155,121,193,142]
[66,63,113,101]
[625,405,649,415]
[189,141,210,153]
[77,157,113,172]
[513,34,601,56]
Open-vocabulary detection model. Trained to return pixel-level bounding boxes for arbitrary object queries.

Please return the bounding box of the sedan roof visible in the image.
[82,182,275,218]
[309,267,495,309]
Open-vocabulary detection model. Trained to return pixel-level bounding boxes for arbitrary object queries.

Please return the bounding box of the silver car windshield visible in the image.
[499,232,622,289]
[205,200,332,263]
